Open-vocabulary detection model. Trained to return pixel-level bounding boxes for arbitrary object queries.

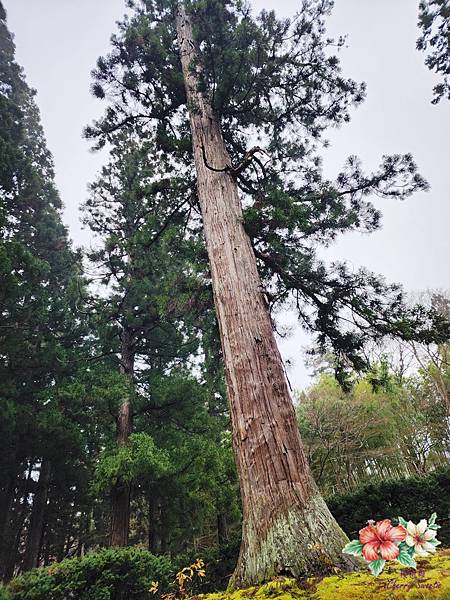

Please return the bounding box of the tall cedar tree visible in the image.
[83,131,198,546]
[0,1,86,576]
[417,0,450,103]
[87,0,449,586]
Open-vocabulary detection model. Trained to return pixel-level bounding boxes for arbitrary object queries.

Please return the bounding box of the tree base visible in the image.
[229,494,363,590]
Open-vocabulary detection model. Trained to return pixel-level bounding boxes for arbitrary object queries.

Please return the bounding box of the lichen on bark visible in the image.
[229,493,362,590]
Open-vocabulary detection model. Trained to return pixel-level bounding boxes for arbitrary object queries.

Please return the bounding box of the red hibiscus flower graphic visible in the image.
[359,519,406,561]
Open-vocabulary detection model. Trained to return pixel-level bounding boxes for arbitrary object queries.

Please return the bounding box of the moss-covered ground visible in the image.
[200,550,450,600]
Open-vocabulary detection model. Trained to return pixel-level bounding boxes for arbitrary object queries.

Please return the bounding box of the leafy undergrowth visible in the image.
[201,550,450,600]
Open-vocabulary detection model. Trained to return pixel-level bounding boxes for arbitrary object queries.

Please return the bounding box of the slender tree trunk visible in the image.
[148,493,162,554]
[3,491,28,581]
[176,4,359,588]
[0,462,19,579]
[1,463,34,580]
[43,539,51,566]
[56,536,65,562]
[0,463,17,539]
[217,512,228,545]
[79,508,93,558]
[110,329,135,547]
[22,459,51,571]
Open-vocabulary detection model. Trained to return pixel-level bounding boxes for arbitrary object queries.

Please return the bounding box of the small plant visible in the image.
[150,558,206,600]
[343,512,441,575]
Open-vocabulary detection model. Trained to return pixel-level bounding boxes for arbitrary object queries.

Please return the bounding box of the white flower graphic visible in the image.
[405,519,437,556]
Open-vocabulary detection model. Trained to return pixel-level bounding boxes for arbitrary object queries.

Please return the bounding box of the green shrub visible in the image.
[0,586,11,600]
[7,547,174,600]
[328,467,450,545]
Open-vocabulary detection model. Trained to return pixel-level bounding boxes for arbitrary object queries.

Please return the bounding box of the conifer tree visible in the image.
[0,1,85,575]
[83,131,198,546]
[417,0,450,103]
[87,0,449,586]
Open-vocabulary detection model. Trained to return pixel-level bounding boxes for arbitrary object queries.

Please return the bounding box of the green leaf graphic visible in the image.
[368,559,386,576]
[398,516,408,528]
[428,538,441,546]
[428,512,437,527]
[397,550,416,568]
[342,539,364,557]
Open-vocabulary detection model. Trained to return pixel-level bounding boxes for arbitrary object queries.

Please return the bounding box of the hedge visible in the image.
[7,547,174,600]
[328,467,450,545]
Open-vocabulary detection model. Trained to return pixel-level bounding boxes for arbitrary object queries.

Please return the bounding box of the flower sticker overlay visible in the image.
[342,513,441,576]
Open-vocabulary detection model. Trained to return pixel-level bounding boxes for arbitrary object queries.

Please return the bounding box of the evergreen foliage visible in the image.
[81,128,238,552]
[417,0,450,103]
[6,548,174,600]
[0,1,90,578]
[87,0,449,384]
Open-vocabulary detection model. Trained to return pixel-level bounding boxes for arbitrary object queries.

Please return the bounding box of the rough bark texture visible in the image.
[23,459,51,571]
[176,3,360,588]
[110,329,135,547]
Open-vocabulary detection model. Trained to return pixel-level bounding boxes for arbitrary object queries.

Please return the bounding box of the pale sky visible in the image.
[5,0,450,388]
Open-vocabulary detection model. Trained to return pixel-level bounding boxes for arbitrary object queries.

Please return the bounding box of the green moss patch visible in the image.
[198,550,450,600]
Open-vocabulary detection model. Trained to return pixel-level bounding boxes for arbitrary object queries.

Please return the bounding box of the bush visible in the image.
[7,547,174,600]
[328,467,450,545]
[0,587,10,600]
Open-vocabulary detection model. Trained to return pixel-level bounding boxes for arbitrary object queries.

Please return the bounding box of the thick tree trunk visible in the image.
[110,329,135,547]
[23,459,51,571]
[176,4,360,588]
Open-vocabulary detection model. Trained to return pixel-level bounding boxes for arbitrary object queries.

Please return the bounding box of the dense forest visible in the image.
[0,0,449,598]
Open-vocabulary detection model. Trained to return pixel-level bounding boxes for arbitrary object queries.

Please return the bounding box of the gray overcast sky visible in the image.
[4,0,450,388]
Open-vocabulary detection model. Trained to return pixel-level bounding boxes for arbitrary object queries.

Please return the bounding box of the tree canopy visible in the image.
[86,0,448,384]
